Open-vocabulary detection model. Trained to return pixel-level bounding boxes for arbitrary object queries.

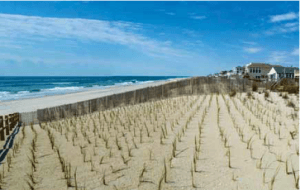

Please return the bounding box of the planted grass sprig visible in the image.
[164,158,170,183]
[191,162,197,188]
[140,128,143,144]
[193,151,201,173]
[47,129,55,150]
[269,165,281,190]
[22,125,26,143]
[226,148,233,169]
[172,139,177,157]
[149,149,154,161]
[292,166,299,189]
[90,159,96,172]
[115,136,122,151]
[103,134,110,149]
[121,154,131,166]
[256,151,266,170]
[247,135,256,150]
[7,154,12,172]
[74,168,78,190]
[26,171,37,190]
[12,140,20,157]
[83,149,90,163]
[158,172,164,190]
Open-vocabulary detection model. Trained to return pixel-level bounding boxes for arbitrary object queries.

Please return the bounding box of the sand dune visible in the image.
[0,92,298,190]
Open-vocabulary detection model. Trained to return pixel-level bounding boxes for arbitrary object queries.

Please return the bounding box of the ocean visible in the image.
[0,76,186,102]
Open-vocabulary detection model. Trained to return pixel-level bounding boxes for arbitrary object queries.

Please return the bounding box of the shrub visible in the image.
[247,92,252,99]
[264,91,269,98]
[287,101,295,108]
[283,94,289,99]
[229,89,236,97]
[252,83,258,92]
[283,85,299,94]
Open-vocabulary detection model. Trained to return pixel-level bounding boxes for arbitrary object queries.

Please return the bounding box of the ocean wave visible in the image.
[136,80,154,84]
[0,78,172,102]
[114,82,134,86]
[52,82,73,85]
[112,80,154,86]
[41,86,84,92]
[0,91,32,101]
[0,86,85,101]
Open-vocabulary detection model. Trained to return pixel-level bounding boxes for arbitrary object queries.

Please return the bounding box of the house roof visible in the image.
[271,64,283,67]
[248,63,271,68]
[273,67,299,74]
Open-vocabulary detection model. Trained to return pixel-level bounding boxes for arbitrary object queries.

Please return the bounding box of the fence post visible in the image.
[16,113,20,127]
[4,116,9,136]
[9,114,13,131]
[0,116,3,141]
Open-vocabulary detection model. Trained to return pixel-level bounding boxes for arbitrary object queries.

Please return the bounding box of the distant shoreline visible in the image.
[0,76,187,102]
[0,78,186,115]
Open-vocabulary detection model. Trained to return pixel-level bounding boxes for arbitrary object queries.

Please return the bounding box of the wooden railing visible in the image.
[0,113,19,141]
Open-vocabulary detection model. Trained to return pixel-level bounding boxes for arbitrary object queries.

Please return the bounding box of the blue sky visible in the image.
[0,1,299,76]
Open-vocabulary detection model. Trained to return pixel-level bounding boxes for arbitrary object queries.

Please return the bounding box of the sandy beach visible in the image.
[1,1,298,190]
[0,91,298,190]
[0,78,184,115]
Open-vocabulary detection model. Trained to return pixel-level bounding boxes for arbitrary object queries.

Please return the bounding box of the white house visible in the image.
[219,71,228,77]
[268,67,299,81]
[244,62,282,80]
[233,66,244,75]
[225,70,232,78]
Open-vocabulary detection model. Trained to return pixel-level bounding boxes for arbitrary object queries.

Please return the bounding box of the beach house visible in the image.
[226,70,234,78]
[268,67,299,81]
[244,63,282,81]
[219,71,228,78]
[295,69,299,81]
[233,66,244,75]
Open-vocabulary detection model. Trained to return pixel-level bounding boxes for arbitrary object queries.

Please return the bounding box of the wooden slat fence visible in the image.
[0,113,20,141]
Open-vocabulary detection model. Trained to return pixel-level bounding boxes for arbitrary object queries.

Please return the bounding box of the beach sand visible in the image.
[0,78,184,115]
[0,91,298,189]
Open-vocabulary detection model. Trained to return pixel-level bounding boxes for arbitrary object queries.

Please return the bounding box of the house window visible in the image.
[258,68,261,73]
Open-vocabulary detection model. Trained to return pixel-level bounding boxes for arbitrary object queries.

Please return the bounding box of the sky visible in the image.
[0,1,299,76]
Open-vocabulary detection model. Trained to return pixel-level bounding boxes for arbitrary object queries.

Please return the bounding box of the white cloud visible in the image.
[190,15,206,20]
[166,12,175,16]
[284,22,298,27]
[0,13,189,58]
[243,47,262,54]
[182,29,202,38]
[265,21,299,35]
[265,51,299,66]
[268,51,287,63]
[0,39,23,49]
[241,41,257,45]
[292,48,299,56]
[270,12,298,23]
